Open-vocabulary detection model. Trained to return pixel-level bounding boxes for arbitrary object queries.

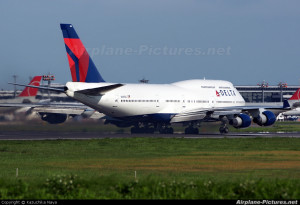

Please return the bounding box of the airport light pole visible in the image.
[42,74,55,99]
[278,82,287,102]
[257,80,268,103]
[12,75,17,98]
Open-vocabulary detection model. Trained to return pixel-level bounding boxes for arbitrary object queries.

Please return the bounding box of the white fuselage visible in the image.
[65,79,245,119]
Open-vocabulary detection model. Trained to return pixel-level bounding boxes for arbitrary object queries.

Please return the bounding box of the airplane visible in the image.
[0,75,103,123]
[280,88,300,117]
[0,76,42,104]
[33,103,104,124]
[11,24,294,134]
[0,76,42,114]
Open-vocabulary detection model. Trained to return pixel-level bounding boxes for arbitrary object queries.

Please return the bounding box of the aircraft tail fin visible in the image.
[288,88,300,108]
[18,76,42,97]
[60,24,105,83]
[289,88,300,101]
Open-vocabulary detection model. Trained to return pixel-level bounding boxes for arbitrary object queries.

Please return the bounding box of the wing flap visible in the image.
[170,109,209,123]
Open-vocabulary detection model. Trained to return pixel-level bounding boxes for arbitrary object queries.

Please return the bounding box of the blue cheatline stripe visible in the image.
[65,45,80,82]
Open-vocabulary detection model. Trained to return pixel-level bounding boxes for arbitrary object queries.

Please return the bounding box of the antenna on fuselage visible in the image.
[139,78,149,83]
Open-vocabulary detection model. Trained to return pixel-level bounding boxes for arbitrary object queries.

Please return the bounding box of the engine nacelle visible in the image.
[231,113,252,128]
[40,113,68,124]
[253,111,276,126]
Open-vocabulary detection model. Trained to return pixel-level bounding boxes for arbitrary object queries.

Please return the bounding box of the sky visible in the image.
[0,0,299,90]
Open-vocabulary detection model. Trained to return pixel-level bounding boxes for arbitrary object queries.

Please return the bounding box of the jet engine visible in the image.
[40,113,68,124]
[253,111,276,126]
[230,113,252,128]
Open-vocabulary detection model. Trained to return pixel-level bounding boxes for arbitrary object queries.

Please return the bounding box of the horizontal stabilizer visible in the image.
[8,82,66,93]
[75,84,123,95]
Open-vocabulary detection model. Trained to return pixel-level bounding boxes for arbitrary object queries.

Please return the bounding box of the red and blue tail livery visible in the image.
[60,24,105,83]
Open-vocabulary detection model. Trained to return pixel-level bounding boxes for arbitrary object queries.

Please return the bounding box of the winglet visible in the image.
[60,24,105,83]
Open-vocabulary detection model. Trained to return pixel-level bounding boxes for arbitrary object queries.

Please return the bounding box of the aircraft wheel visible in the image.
[146,128,155,134]
[219,126,229,134]
[167,127,174,134]
[131,127,139,134]
[159,127,173,134]
[185,127,199,134]
[131,127,155,134]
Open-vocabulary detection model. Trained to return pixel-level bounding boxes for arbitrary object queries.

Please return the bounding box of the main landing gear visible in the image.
[184,126,199,134]
[158,126,174,134]
[129,120,230,134]
[131,126,155,134]
[219,116,229,134]
[219,126,229,134]
[130,123,174,134]
[184,122,199,134]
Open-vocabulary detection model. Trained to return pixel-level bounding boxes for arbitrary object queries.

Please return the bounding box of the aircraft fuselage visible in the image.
[65,79,245,121]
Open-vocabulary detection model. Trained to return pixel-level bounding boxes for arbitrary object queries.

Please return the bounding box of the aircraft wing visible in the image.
[0,102,43,108]
[0,101,93,114]
[32,103,105,120]
[170,101,291,123]
[0,102,87,109]
[33,107,104,119]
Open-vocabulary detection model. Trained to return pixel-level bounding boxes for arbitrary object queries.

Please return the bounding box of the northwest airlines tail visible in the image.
[18,76,42,97]
[288,88,300,108]
[60,24,105,83]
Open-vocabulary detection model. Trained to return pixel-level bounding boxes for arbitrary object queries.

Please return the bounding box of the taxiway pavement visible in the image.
[0,130,300,140]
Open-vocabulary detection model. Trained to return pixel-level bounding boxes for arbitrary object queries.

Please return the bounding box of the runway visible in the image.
[0,130,300,140]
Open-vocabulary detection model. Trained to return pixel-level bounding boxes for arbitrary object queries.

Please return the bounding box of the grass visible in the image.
[0,137,299,199]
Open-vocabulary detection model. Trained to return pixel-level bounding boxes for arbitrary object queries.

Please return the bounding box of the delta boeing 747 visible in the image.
[12,24,294,134]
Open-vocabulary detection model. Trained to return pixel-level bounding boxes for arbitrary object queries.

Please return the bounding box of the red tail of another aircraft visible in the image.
[18,76,42,97]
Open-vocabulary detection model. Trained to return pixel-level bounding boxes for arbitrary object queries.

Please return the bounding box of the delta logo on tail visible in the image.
[18,76,42,97]
[60,24,105,83]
